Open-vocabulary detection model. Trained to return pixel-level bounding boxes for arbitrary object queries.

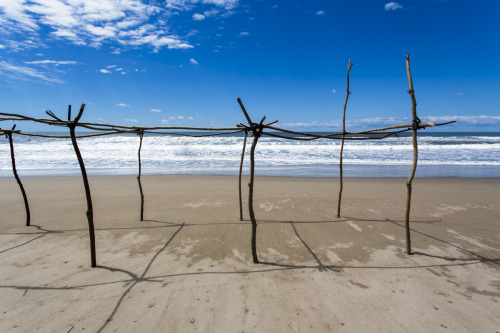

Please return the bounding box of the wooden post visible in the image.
[237,98,264,264]
[137,130,145,221]
[65,104,97,267]
[6,126,31,226]
[337,59,353,218]
[238,130,248,221]
[405,55,419,255]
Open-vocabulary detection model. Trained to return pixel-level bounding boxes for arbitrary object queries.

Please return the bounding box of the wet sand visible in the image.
[1,175,499,332]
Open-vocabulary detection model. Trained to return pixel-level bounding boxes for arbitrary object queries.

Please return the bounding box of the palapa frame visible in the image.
[0,55,455,266]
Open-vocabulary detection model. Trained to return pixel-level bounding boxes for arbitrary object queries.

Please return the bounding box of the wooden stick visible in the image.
[137,131,145,221]
[6,127,30,226]
[247,116,265,264]
[338,59,353,218]
[405,55,418,255]
[0,112,242,132]
[237,98,262,263]
[67,104,97,267]
[239,130,248,221]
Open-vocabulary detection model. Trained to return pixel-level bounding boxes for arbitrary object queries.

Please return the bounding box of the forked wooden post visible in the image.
[238,130,248,221]
[5,126,30,226]
[237,98,263,264]
[51,104,97,267]
[405,55,419,255]
[337,59,353,218]
[137,130,145,221]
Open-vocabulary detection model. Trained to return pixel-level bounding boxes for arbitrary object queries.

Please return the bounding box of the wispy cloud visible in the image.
[0,60,64,83]
[161,119,169,124]
[384,2,403,11]
[202,0,239,10]
[332,89,337,94]
[117,103,131,107]
[424,115,500,125]
[190,58,199,65]
[282,115,500,129]
[192,13,206,21]
[124,118,139,123]
[455,92,466,96]
[100,69,111,74]
[239,31,250,37]
[282,117,408,129]
[24,60,78,66]
[150,109,161,112]
[0,0,241,52]
[316,11,325,16]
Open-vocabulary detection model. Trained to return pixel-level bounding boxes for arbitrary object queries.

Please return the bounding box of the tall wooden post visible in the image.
[137,130,145,221]
[6,126,31,226]
[405,55,419,255]
[60,104,97,267]
[337,59,353,218]
[237,98,264,264]
[238,130,248,221]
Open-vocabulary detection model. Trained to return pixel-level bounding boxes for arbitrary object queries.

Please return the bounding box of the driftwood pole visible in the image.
[337,59,353,218]
[404,55,419,255]
[5,126,30,226]
[48,104,97,267]
[237,98,264,264]
[137,130,145,221]
[238,130,248,221]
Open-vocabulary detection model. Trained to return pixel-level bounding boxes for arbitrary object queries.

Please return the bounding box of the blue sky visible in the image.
[0,0,498,132]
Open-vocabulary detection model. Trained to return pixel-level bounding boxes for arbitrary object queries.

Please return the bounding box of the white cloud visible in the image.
[282,117,408,129]
[161,119,169,124]
[424,115,500,125]
[384,2,403,11]
[177,116,184,119]
[0,44,5,49]
[239,31,250,36]
[187,116,193,120]
[190,58,199,65]
[0,0,244,51]
[316,11,325,16]
[282,115,500,129]
[169,116,176,120]
[0,60,64,83]
[100,69,111,73]
[455,92,466,96]
[202,0,239,9]
[203,9,219,17]
[150,109,161,112]
[124,118,139,123]
[192,13,205,21]
[24,60,78,65]
[117,103,130,107]
[332,89,337,94]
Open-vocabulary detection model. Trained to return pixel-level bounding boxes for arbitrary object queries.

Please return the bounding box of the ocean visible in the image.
[1,132,499,178]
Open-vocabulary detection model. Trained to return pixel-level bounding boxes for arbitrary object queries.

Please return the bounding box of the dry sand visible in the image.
[0,175,499,332]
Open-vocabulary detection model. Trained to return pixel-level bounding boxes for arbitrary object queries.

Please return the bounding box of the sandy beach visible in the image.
[0,175,499,332]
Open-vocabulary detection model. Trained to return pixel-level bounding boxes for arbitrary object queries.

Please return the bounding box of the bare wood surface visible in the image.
[137,131,145,221]
[5,127,30,226]
[238,131,248,221]
[237,98,263,263]
[338,59,353,218]
[64,104,97,267]
[405,54,418,255]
